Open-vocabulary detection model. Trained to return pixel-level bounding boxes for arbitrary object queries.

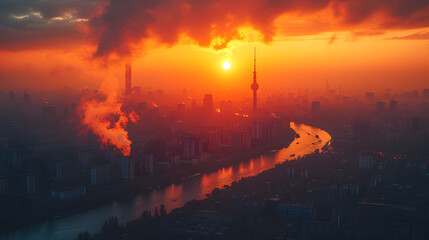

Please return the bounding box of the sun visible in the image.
[223,61,231,70]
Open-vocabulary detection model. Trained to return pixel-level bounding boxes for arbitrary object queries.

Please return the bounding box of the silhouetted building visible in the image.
[121,157,135,180]
[389,100,397,113]
[47,160,62,182]
[412,117,420,131]
[221,127,233,145]
[0,177,7,193]
[8,91,15,103]
[90,164,111,186]
[278,204,316,219]
[181,134,196,160]
[138,152,154,175]
[358,155,373,169]
[285,167,308,179]
[233,131,251,151]
[376,101,386,113]
[423,89,429,98]
[21,175,36,195]
[51,186,86,200]
[264,198,279,217]
[252,122,263,140]
[208,129,221,153]
[23,92,30,104]
[203,94,213,115]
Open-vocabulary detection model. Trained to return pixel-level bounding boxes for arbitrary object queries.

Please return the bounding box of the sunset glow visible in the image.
[0,0,428,96]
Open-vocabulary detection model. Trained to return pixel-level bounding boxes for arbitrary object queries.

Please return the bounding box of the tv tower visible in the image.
[251,47,259,112]
[125,63,132,96]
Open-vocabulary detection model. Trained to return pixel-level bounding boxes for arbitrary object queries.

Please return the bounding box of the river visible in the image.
[0,122,331,240]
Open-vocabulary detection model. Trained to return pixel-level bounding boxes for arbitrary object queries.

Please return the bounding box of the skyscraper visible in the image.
[125,63,132,96]
[389,100,397,113]
[251,48,259,112]
[376,101,386,113]
[203,94,213,114]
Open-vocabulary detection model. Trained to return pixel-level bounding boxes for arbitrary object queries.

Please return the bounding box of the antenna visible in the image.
[254,47,256,72]
[253,47,256,83]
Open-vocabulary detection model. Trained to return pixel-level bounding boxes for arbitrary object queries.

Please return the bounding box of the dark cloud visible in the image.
[0,0,99,50]
[386,31,429,40]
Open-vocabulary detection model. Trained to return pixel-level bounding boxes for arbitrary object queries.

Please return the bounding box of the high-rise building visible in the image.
[423,89,429,99]
[252,122,263,140]
[376,101,386,113]
[121,157,135,180]
[181,134,196,160]
[8,91,15,103]
[389,100,397,113]
[203,94,213,115]
[90,164,111,186]
[138,152,154,175]
[208,129,221,153]
[221,127,233,145]
[233,131,251,151]
[23,175,36,195]
[23,92,30,104]
[125,63,132,96]
[251,48,259,112]
[412,117,420,131]
[47,160,62,182]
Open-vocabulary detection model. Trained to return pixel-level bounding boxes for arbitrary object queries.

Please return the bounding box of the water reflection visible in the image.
[1,122,330,240]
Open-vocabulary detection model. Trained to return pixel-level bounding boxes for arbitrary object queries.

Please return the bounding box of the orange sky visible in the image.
[0,0,428,97]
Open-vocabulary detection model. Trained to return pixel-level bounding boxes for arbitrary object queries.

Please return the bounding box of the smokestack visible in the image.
[125,63,131,96]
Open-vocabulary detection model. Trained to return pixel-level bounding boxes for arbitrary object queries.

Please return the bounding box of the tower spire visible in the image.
[251,47,259,112]
[253,47,256,80]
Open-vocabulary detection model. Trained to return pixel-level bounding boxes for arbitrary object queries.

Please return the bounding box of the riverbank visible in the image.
[0,128,296,235]
[75,125,331,240]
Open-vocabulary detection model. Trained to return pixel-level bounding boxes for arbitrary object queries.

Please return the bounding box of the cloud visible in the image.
[0,0,99,50]
[1,0,429,56]
[91,0,429,59]
[386,31,429,40]
[352,30,385,36]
